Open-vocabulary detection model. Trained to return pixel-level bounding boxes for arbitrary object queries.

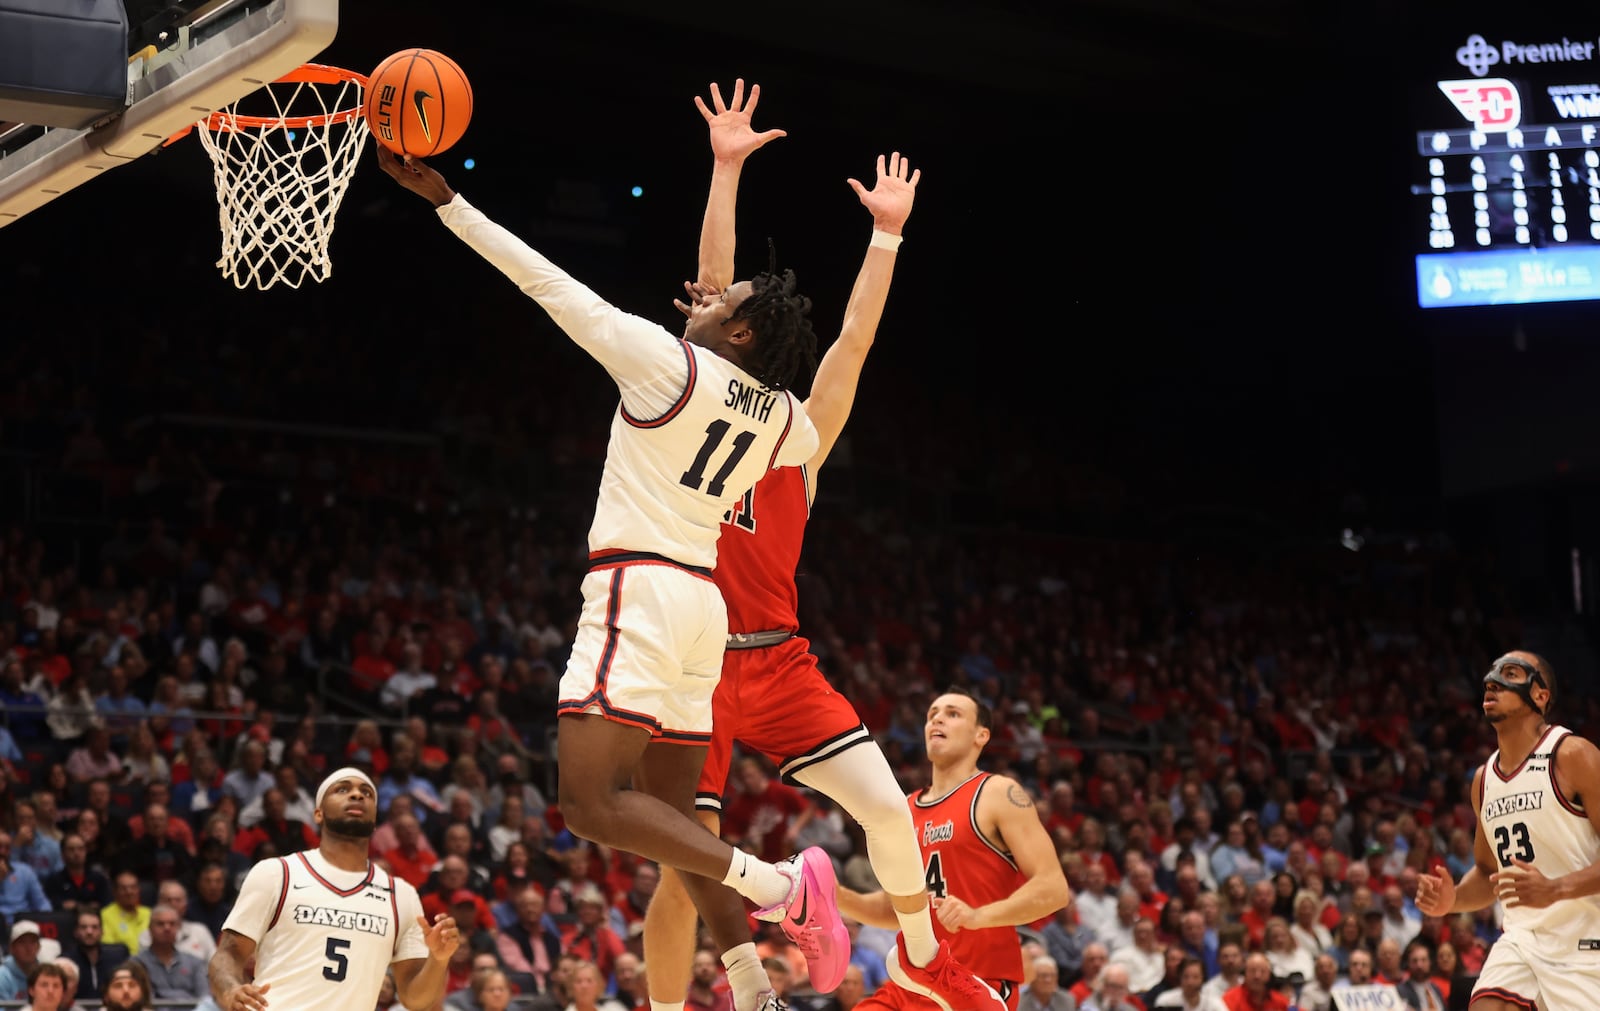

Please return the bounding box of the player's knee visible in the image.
[556,779,614,842]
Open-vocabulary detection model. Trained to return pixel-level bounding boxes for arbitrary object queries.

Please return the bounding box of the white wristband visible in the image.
[870,229,903,252]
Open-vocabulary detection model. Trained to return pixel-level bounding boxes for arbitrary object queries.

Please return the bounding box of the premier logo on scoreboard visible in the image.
[1456,33,1597,78]
[1438,79,1522,133]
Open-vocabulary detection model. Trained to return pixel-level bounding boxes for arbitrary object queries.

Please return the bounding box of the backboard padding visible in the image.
[0,0,336,226]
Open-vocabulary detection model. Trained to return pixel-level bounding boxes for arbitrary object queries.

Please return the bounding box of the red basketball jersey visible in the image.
[911,772,1027,985]
[714,465,809,634]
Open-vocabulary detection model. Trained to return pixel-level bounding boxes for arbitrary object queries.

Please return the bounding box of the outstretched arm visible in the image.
[374,148,687,396]
[694,79,786,292]
[804,152,920,474]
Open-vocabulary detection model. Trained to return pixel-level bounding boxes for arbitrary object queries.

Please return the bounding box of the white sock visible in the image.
[721,942,770,1011]
[895,904,941,967]
[651,1002,684,1011]
[722,849,793,909]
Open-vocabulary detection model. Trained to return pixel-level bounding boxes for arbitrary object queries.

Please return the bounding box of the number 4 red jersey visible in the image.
[715,465,810,634]
[910,771,1027,986]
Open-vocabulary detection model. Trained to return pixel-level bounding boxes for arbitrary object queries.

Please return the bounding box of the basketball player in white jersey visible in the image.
[208,768,459,1011]
[377,137,842,1011]
[1415,651,1600,1010]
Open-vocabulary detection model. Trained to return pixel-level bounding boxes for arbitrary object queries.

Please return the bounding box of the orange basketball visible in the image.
[364,48,472,157]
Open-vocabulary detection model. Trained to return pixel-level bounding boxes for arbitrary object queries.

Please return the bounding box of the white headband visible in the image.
[316,767,377,810]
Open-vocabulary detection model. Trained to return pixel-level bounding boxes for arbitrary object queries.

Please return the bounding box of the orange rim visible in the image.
[198,63,370,132]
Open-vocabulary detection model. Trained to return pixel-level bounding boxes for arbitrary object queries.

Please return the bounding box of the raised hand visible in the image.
[419,913,463,961]
[674,280,720,318]
[847,152,920,233]
[373,144,457,208]
[696,79,786,164]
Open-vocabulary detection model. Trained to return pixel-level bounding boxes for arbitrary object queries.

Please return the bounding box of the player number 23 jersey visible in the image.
[1479,725,1600,939]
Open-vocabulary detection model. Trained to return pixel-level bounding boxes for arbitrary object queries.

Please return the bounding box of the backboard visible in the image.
[0,0,337,227]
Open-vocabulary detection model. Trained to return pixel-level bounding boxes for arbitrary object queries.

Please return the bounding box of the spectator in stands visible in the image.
[1210,820,1266,891]
[497,886,559,995]
[30,792,63,843]
[65,910,128,1002]
[1378,883,1419,948]
[99,961,152,1011]
[190,862,233,938]
[135,881,215,962]
[168,748,221,828]
[196,813,250,891]
[423,857,494,930]
[1042,898,1098,984]
[468,967,515,1011]
[100,872,150,956]
[612,952,646,1010]
[1393,942,1444,1011]
[608,862,657,940]
[1373,938,1403,986]
[563,885,624,986]
[376,810,434,889]
[116,803,195,885]
[1069,943,1109,1006]
[126,782,194,852]
[1111,917,1166,994]
[14,799,63,877]
[0,658,48,742]
[1237,880,1275,951]
[487,794,525,863]
[81,780,131,866]
[433,791,490,863]
[1200,943,1244,1005]
[220,738,273,810]
[0,830,50,916]
[1289,891,1332,958]
[64,727,121,786]
[21,960,69,1011]
[1262,918,1312,989]
[0,920,45,1000]
[379,742,447,822]
[1219,952,1286,1011]
[230,787,317,857]
[720,756,812,867]
[129,905,206,1001]
[430,825,493,895]
[93,668,146,743]
[173,614,219,675]
[118,724,169,789]
[47,673,99,752]
[43,833,109,913]
[1019,955,1074,1011]
[144,675,194,747]
[1290,954,1338,1011]
[683,949,731,1011]
[382,642,437,714]
[51,956,79,1011]
[1082,961,1139,1011]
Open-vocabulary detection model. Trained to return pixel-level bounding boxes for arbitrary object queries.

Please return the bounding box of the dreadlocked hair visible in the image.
[729,241,818,392]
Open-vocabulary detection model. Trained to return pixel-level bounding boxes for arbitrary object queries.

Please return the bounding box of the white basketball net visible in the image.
[195,72,368,290]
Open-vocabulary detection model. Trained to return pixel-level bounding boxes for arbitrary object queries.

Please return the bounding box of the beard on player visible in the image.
[324,816,376,838]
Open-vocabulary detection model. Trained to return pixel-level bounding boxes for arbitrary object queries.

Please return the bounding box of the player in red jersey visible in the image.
[838,692,1073,1011]
[642,81,1002,1011]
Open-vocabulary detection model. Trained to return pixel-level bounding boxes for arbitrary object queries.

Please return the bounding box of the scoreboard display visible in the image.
[1414,27,1600,307]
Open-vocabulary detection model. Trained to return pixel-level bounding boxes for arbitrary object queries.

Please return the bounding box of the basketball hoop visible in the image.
[183,64,369,290]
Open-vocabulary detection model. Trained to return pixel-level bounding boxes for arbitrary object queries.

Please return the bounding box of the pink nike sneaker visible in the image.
[753,847,849,992]
[886,936,1007,1011]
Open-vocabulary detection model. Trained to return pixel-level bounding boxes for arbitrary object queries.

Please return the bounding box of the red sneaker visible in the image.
[886,936,1006,1011]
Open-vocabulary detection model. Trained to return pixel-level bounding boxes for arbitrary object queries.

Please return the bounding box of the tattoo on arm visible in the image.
[1007,784,1032,809]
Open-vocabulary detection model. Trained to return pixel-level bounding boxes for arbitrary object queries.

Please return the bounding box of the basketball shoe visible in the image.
[886,936,1008,1011]
[753,847,849,992]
